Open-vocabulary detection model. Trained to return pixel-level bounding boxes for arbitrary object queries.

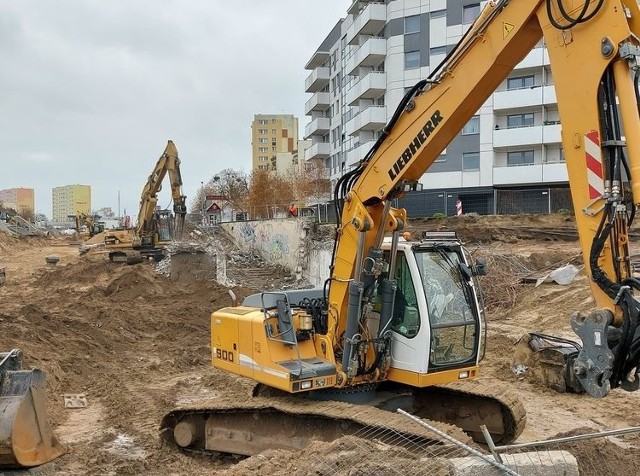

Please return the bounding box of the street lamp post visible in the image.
[201,181,205,226]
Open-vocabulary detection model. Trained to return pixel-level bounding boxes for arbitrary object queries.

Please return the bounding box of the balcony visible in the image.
[305,141,331,160]
[346,71,387,106]
[493,123,561,148]
[345,106,386,136]
[305,67,330,93]
[493,85,557,110]
[346,37,387,75]
[304,117,331,138]
[347,0,378,15]
[305,92,331,115]
[305,49,329,70]
[346,3,386,45]
[346,140,377,167]
[515,46,549,69]
[493,162,568,185]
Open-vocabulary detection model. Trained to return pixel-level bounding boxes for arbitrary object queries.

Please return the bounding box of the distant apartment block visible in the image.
[52,184,91,222]
[251,114,299,171]
[0,188,35,216]
[304,0,569,215]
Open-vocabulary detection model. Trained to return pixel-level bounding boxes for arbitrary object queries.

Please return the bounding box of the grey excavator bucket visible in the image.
[0,349,65,468]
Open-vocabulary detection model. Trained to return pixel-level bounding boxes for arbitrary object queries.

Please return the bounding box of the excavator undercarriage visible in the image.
[161,379,526,457]
[0,350,64,468]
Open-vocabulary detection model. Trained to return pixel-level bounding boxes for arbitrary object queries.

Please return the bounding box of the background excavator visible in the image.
[163,0,640,457]
[70,212,104,239]
[101,140,187,263]
[0,140,187,468]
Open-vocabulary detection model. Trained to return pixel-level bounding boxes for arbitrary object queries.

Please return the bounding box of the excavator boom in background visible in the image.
[163,0,640,456]
[103,140,187,263]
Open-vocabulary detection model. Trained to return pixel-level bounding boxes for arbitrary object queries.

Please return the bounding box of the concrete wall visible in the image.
[221,218,307,275]
[220,218,334,287]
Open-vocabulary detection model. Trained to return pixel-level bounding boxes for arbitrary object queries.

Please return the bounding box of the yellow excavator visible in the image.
[102,140,187,263]
[162,0,640,456]
[70,212,104,239]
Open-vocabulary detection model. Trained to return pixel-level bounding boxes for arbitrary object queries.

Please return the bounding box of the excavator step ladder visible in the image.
[0,349,65,468]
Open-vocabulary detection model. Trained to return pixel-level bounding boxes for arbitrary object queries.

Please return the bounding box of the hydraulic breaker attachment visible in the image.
[0,349,65,468]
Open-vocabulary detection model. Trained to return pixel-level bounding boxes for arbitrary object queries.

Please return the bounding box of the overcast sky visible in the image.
[0,1,349,219]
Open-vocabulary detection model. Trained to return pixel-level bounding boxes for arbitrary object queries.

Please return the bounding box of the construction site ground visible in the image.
[1,214,639,475]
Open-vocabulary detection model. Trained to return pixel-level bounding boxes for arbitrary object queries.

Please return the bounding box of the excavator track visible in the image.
[414,379,527,445]
[161,394,472,457]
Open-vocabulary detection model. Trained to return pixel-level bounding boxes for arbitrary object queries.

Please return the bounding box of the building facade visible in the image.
[52,184,91,222]
[304,0,569,216]
[251,114,299,171]
[0,188,35,216]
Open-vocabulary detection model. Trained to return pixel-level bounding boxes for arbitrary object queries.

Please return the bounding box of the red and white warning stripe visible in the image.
[584,131,604,199]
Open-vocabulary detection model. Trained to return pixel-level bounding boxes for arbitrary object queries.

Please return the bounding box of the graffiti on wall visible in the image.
[238,222,256,244]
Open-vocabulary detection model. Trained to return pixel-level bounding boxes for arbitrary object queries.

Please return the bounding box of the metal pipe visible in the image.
[494,426,640,452]
[374,200,392,249]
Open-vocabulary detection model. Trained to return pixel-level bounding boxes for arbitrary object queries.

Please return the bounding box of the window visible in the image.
[259,156,268,162]
[272,129,276,134]
[430,46,447,56]
[258,129,267,134]
[507,150,535,166]
[405,51,420,70]
[258,119,268,125]
[462,152,480,171]
[389,252,420,338]
[507,75,535,90]
[271,119,276,123]
[258,138,268,143]
[405,15,420,34]
[258,147,268,153]
[462,116,480,135]
[430,9,446,19]
[507,113,534,128]
[462,4,481,24]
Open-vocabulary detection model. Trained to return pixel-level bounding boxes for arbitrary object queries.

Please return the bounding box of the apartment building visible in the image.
[304,0,570,216]
[52,184,91,222]
[251,114,299,172]
[0,188,35,216]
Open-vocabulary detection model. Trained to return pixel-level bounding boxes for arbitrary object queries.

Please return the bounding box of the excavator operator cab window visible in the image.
[414,248,478,367]
[389,252,420,338]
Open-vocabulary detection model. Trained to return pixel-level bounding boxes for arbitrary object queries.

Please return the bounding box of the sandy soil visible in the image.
[1,216,639,475]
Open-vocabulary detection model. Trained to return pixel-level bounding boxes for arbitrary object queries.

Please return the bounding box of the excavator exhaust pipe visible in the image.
[0,349,65,468]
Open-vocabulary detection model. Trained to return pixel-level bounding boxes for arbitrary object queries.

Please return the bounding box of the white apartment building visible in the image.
[304,0,570,216]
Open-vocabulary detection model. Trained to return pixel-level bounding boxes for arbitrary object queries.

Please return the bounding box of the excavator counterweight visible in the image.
[0,350,65,468]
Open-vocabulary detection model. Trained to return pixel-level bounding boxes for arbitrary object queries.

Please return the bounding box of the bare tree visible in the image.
[190,169,249,216]
[248,169,294,219]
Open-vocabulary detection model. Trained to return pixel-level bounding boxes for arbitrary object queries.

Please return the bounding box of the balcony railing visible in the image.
[305,67,330,93]
[346,71,386,106]
[345,105,387,136]
[494,85,557,110]
[305,142,331,160]
[493,123,561,148]
[493,162,567,185]
[345,36,387,75]
[304,117,331,138]
[304,92,331,115]
[346,2,386,45]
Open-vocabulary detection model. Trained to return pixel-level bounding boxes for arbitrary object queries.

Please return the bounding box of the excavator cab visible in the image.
[0,349,65,468]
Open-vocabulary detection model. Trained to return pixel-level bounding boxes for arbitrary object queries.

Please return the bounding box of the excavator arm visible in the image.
[135,140,187,244]
[327,0,640,398]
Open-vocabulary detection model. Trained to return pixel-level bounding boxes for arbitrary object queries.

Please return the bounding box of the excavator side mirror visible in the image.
[472,258,488,276]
